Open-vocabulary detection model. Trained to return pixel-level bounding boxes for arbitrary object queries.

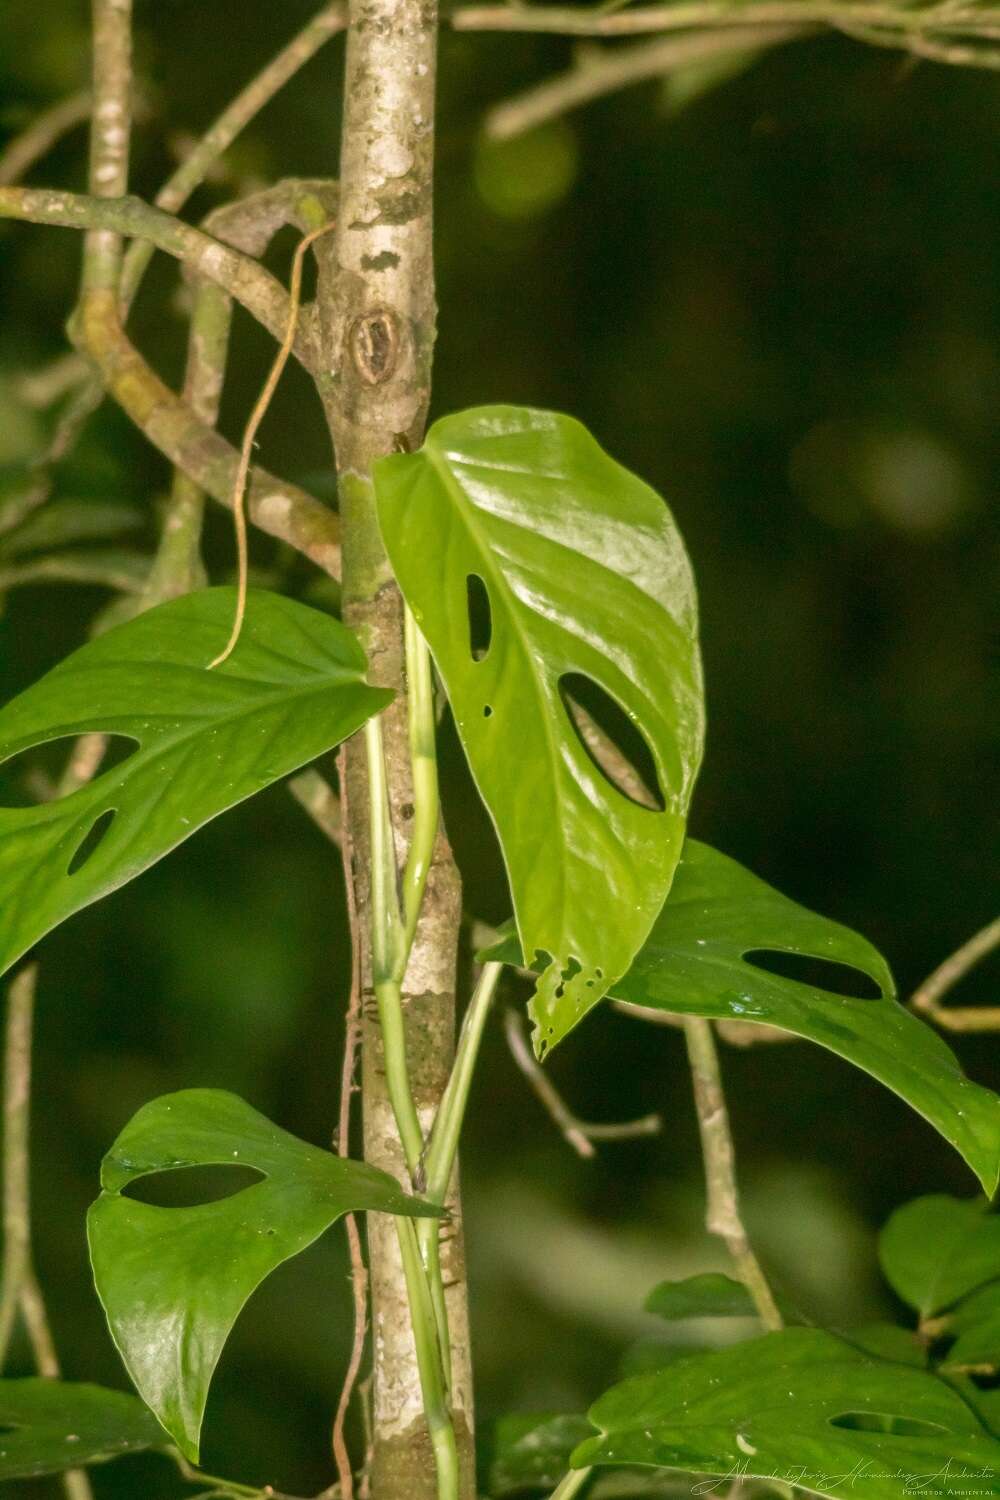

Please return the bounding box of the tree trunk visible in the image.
[319,3,476,1497]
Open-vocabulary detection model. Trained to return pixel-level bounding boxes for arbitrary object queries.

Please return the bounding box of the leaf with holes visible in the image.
[484,840,1000,1194]
[0,586,390,979]
[645,1273,758,1321]
[375,406,704,1056]
[87,1089,441,1464]
[0,1379,163,1479]
[879,1196,1000,1318]
[573,1328,1000,1498]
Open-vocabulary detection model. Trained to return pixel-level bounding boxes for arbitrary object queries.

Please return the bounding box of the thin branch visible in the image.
[682,1017,783,1330]
[613,998,794,1047]
[484,26,805,139]
[288,769,343,845]
[909,915,1000,1033]
[504,1008,661,1158]
[84,0,133,297]
[0,91,93,188]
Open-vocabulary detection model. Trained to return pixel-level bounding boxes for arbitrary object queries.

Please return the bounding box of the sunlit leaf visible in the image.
[879,1196,1000,1317]
[0,1379,162,1479]
[574,1328,1000,1498]
[484,840,1000,1194]
[645,1273,757,1321]
[0,586,391,979]
[376,406,704,1056]
[88,1089,441,1464]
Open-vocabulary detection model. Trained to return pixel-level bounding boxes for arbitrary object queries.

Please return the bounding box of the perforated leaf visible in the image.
[0,586,390,978]
[879,1196,1000,1317]
[0,1379,162,1479]
[574,1328,1000,1498]
[376,406,704,1055]
[88,1090,441,1464]
[485,840,1000,1194]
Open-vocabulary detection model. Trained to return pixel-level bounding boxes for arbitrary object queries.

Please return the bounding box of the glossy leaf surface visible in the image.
[485,841,1000,1193]
[645,1273,757,1321]
[879,1196,1000,1316]
[0,587,390,979]
[376,406,704,1055]
[0,1379,162,1479]
[88,1090,440,1463]
[574,1328,1000,1498]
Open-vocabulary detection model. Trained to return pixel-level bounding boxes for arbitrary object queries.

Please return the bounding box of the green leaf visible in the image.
[88,1089,441,1464]
[942,1281,1000,1372]
[375,405,704,1056]
[574,1327,1000,1498]
[0,498,142,559]
[842,1323,928,1368]
[645,1273,757,1321]
[0,586,391,980]
[0,1379,163,1479]
[879,1196,1000,1318]
[482,1414,595,1495]
[484,840,1000,1194]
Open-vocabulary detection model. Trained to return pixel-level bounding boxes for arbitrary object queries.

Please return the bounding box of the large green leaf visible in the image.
[574,1328,1000,1498]
[0,1379,163,1479]
[88,1089,440,1463]
[879,1196,1000,1317]
[375,406,704,1056]
[0,587,390,978]
[485,840,1000,1194]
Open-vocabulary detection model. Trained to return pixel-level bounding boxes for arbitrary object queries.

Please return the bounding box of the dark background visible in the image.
[1,2,999,1494]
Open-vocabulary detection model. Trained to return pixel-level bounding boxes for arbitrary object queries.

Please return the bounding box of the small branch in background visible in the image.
[484,26,805,139]
[0,90,93,188]
[613,998,793,1048]
[910,915,1000,1033]
[504,1008,661,1159]
[288,769,343,846]
[57,732,109,797]
[683,1016,782,1330]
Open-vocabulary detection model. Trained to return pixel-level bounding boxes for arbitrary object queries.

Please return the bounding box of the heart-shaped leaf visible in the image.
[0,586,390,979]
[879,1196,1000,1318]
[574,1327,1000,1498]
[0,1379,163,1479]
[645,1273,757,1321]
[88,1089,441,1463]
[375,406,704,1056]
[484,840,1000,1194]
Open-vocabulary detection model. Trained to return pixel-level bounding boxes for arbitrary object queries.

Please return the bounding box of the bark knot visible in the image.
[350,307,400,385]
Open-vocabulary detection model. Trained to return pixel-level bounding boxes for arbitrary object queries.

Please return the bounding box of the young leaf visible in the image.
[0,587,391,980]
[88,1089,441,1464]
[482,1413,595,1495]
[574,1327,1000,1497]
[644,1273,757,1321]
[942,1281,1000,1372]
[0,1379,163,1479]
[484,840,1000,1195]
[879,1195,1000,1317]
[375,406,704,1056]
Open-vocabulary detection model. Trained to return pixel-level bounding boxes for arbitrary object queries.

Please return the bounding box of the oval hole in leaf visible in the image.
[466,574,492,661]
[743,949,883,999]
[121,1164,265,1208]
[829,1412,948,1437]
[0,735,138,808]
[559,673,664,811]
[67,809,117,876]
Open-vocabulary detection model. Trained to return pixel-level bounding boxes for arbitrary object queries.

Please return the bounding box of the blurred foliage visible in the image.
[1,1,999,1496]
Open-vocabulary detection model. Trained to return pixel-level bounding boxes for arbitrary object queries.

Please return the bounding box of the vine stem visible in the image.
[683,1018,783,1330]
[548,1468,591,1500]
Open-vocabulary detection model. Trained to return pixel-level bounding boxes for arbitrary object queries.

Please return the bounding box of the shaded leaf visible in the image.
[88,1089,441,1464]
[482,1413,594,1495]
[0,499,142,559]
[879,1196,1000,1317]
[841,1323,928,1368]
[645,1273,757,1321]
[484,841,1000,1194]
[0,1379,162,1479]
[376,405,704,1056]
[0,587,391,979]
[943,1281,1000,1372]
[574,1327,1000,1498]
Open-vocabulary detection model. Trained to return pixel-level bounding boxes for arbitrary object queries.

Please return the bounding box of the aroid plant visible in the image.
[1,3,1000,1500]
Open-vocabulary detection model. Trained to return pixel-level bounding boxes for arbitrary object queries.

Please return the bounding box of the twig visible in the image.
[83,0,133,298]
[288,769,343,845]
[0,91,93,188]
[909,915,1000,1033]
[504,1008,661,1158]
[683,1017,783,1330]
[484,26,805,139]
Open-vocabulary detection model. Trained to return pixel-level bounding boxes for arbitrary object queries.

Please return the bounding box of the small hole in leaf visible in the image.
[467,574,492,661]
[483,704,493,718]
[829,1412,947,1437]
[0,734,138,808]
[67,809,116,875]
[121,1164,265,1207]
[560,674,664,811]
[744,950,881,999]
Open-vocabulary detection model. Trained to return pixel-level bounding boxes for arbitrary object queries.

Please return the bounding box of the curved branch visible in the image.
[0,91,92,188]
